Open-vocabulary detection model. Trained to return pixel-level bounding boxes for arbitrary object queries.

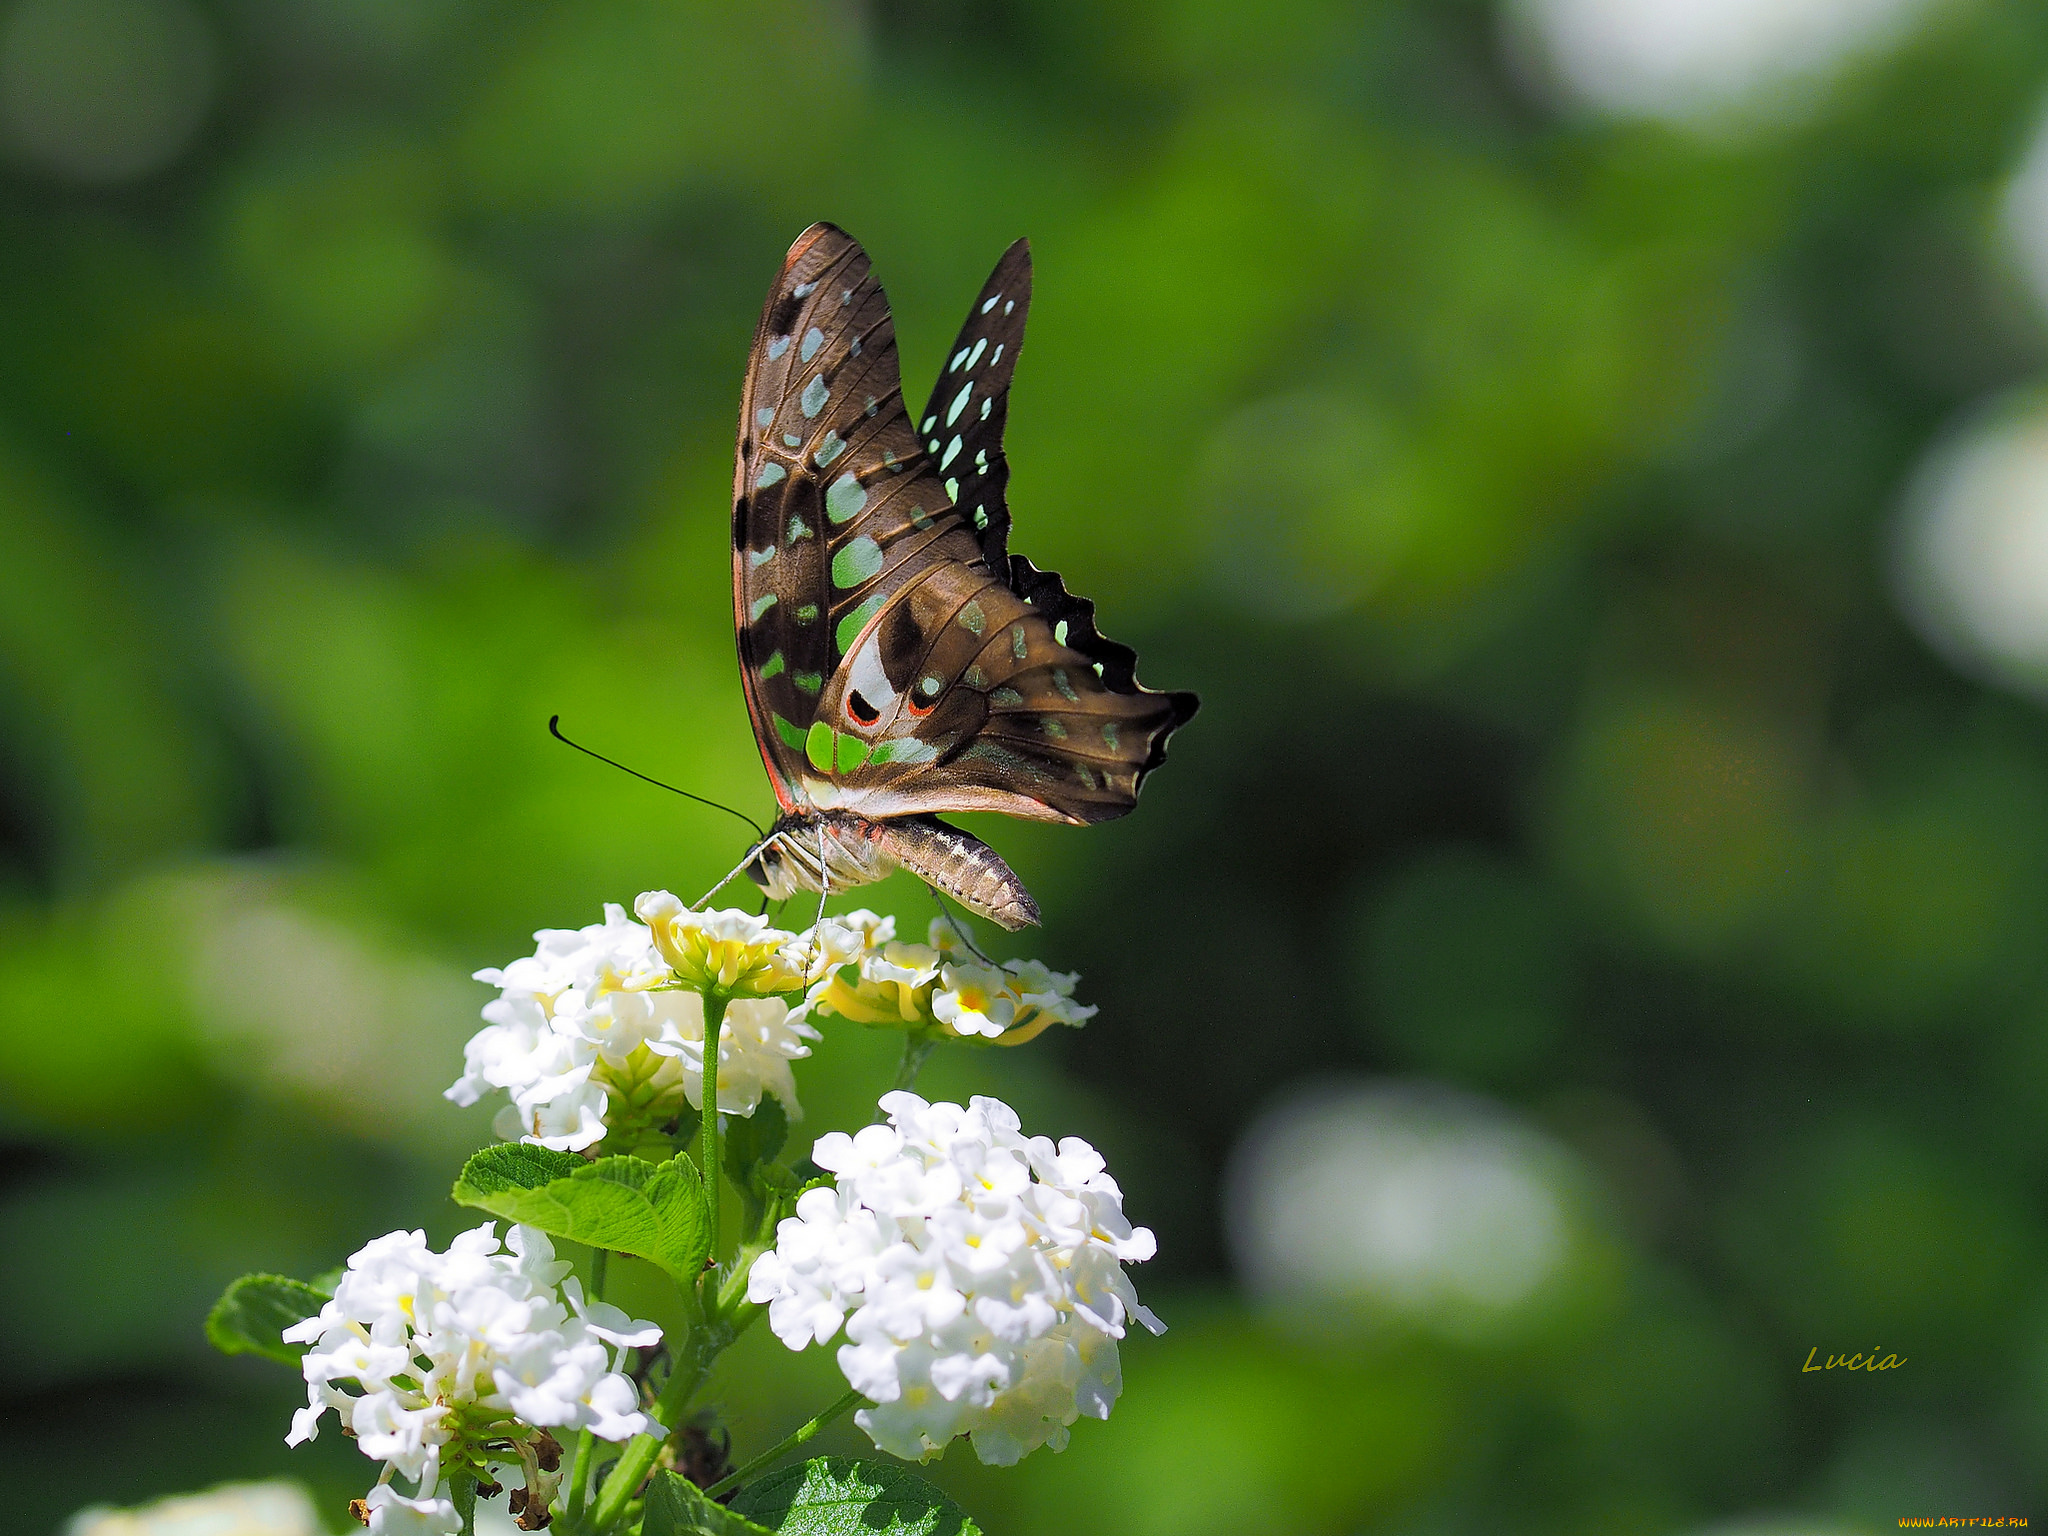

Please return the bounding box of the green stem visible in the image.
[701,1389,864,1500]
[588,1247,608,1301]
[699,992,728,1275]
[562,1430,595,1531]
[892,1034,937,1093]
[583,1325,720,1534]
[585,988,734,1536]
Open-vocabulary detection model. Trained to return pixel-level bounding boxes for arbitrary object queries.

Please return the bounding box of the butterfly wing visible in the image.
[814,556,1197,823]
[733,226,1196,825]
[732,223,990,810]
[914,238,1031,572]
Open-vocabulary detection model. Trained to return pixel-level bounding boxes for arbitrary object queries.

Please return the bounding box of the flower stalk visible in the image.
[698,991,728,1283]
[701,1387,864,1499]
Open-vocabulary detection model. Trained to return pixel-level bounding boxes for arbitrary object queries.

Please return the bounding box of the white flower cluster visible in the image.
[447,899,828,1152]
[804,914,1096,1044]
[285,1224,659,1535]
[746,1092,1162,1466]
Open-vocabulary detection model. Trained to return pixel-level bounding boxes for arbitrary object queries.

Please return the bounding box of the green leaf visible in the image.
[724,1097,788,1186]
[454,1142,586,1196]
[452,1145,712,1284]
[204,1273,331,1365]
[729,1458,981,1536]
[643,1470,774,1536]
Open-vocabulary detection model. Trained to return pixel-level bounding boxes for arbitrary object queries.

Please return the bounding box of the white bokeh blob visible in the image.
[0,0,216,182]
[1225,1079,1574,1331]
[1507,0,1935,126]
[1896,390,2048,697]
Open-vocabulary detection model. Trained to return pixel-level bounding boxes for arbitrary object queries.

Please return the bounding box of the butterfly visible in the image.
[728,224,1196,930]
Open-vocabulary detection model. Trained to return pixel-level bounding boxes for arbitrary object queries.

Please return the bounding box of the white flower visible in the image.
[996,959,1097,1040]
[807,921,1094,1045]
[931,963,1016,1038]
[452,900,821,1152]
[746,1093,1161,1466]
[642,994,820,1118]
[634,893,813,997]
[286,1223,659,1510]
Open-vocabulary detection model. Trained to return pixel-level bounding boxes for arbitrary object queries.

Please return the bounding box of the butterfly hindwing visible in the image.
[734,225,1197,826]
[815,559,1196,823]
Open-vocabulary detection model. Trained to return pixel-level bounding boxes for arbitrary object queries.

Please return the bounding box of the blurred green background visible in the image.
[11,0,2048,1531]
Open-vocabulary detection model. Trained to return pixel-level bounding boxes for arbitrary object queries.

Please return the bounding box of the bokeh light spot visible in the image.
[1897,389,2048,697]
[1508,0,1934,125]
[1226,1079,1579,1336]
[0,0,215,182]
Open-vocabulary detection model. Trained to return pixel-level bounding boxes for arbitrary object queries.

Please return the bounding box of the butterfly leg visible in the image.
[813,824,832,930]
[696,832,782,910]
[928,887,1005,970]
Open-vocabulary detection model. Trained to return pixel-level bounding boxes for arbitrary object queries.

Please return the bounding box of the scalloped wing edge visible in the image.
[1005,554,1199,794]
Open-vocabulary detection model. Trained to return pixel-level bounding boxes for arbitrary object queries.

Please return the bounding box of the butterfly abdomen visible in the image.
[872,815,1040,931]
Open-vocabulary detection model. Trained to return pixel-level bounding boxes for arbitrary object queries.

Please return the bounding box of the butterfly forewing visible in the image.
[732,224,985,809]
[733,224,1197,829]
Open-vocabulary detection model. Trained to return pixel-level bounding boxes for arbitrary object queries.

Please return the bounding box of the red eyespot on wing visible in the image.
[846,689,881,727]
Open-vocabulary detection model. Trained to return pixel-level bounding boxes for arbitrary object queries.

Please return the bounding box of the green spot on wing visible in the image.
[760,651,787,680]
[773,713,806,749]
[793,672,822,695]
[835,730,870,774]
[750,593,777,622]
[959,601,985,636]
[1011,624,1027,660]
[826,473,867,524]
[832,537,884,589]
[805,720,834,772]
[836,594,884,652]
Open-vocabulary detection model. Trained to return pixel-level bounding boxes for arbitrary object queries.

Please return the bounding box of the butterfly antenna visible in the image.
[548,716,767,840]
[814,824,832,931]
